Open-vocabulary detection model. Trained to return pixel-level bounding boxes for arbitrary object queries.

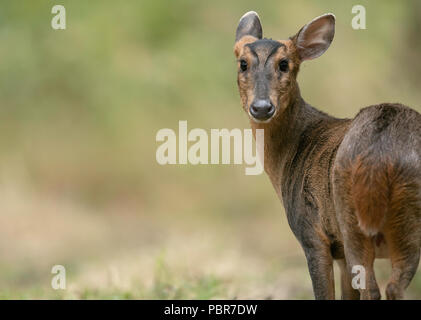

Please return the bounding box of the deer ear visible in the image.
[235,11,263,42]
[293,13,335,61]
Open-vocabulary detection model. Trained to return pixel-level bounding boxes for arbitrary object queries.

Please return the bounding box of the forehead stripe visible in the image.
[246,39,285,52]
[245,39,285,65]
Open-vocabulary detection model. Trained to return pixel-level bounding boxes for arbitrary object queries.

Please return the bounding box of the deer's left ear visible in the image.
[293,13,335,61]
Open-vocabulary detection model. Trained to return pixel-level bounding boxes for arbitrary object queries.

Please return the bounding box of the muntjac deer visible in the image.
[234,11,421,299]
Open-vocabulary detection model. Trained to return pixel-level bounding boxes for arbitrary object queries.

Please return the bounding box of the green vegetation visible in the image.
[1,0,421,299]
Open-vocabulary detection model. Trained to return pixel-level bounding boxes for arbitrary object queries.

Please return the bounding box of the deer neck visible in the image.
[249,87,335,197]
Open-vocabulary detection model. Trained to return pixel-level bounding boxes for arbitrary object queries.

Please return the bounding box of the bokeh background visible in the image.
[1,0,421,299]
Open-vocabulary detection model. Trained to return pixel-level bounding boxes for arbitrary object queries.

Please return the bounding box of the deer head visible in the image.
[234,12,335,123]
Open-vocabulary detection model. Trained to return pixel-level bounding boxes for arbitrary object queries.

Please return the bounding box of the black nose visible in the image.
[250,99,275,120]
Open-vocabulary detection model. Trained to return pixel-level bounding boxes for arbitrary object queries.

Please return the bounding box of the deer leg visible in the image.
[333,173,381,300]
[302,242,335,300]
[337,258,360,300]
[342,229,380,300]
[385,248,420,300]
[383,211,421,300]
[336,204,380,299]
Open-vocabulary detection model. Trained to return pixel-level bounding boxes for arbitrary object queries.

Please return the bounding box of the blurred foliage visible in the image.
[0,0,421,299]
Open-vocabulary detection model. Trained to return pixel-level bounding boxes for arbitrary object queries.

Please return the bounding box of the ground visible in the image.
[1,174,420,299]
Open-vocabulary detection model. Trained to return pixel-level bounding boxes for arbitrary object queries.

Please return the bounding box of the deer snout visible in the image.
[250,99,275,121]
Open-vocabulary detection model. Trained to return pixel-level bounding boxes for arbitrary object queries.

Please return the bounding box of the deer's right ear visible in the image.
[235,11,262,43]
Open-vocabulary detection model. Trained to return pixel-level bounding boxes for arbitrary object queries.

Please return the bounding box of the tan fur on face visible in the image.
[269,40,300,119]
[234,37,301,121]
[234,35,259,58]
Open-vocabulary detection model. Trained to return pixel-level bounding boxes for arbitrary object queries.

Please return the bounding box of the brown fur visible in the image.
[234,12,421,299]
[347,157,389,235]
[343,157,418,237]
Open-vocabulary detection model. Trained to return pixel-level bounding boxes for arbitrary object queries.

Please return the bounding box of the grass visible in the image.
[1,0,421,299]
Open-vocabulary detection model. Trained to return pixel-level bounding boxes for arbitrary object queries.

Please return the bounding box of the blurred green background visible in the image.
[1,0,421,299]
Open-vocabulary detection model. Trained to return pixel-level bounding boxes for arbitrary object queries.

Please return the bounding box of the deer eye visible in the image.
[279,59,289,72]
[240,60,248,72]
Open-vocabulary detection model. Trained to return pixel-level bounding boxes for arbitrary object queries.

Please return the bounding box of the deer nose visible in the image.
[250,99,275,121]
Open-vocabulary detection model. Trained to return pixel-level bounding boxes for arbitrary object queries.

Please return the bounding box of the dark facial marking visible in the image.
[242,39,287,104]
[245,39,285,66]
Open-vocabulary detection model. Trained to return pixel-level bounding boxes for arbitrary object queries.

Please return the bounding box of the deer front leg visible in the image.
[301,240,335,300]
